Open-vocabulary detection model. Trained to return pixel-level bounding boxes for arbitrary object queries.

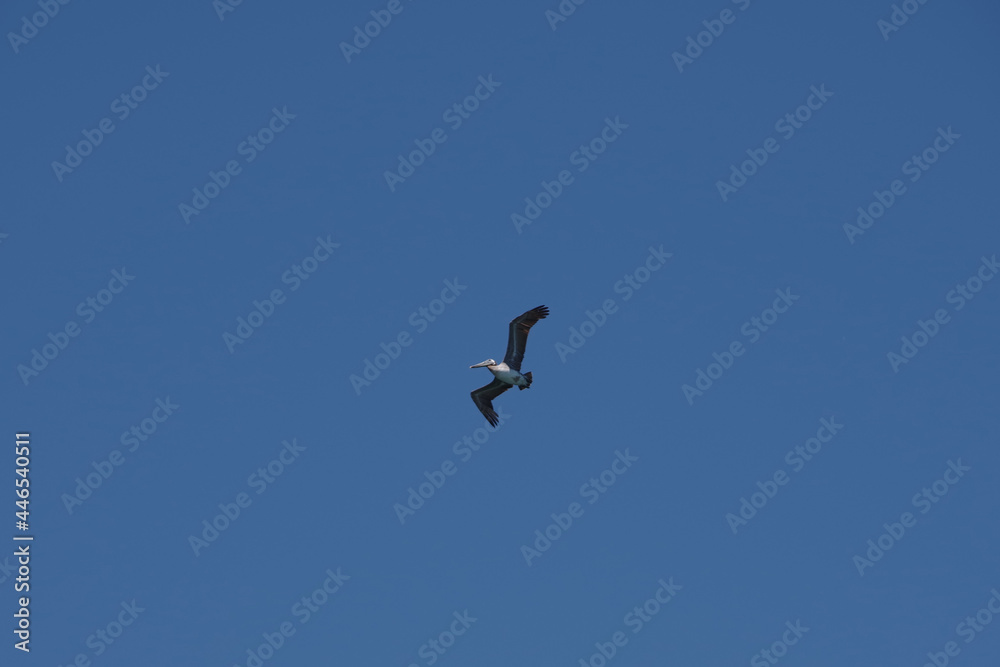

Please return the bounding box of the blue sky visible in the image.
[3,0,1000,665]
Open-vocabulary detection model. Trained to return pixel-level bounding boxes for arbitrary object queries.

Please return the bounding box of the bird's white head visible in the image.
[470,359,496,369]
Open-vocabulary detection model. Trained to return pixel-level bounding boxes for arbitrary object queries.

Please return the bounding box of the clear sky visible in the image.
[3,0,1000,665]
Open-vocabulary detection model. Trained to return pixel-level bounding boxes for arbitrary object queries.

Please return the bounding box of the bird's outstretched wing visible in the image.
[503,305,549,371]
[471,378,511,427]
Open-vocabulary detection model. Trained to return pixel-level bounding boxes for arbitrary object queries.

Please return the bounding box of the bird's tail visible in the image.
[519,371,532,390]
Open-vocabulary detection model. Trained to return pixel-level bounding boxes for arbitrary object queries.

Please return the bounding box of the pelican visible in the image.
[470,305,549,427]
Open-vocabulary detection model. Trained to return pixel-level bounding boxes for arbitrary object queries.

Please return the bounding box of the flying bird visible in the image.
[469,305,549,427]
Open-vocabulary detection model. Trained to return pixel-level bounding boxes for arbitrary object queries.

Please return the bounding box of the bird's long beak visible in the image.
[470,360,491,368]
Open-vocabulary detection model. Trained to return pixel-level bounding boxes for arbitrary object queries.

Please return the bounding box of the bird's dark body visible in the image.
[469,306,548,426]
